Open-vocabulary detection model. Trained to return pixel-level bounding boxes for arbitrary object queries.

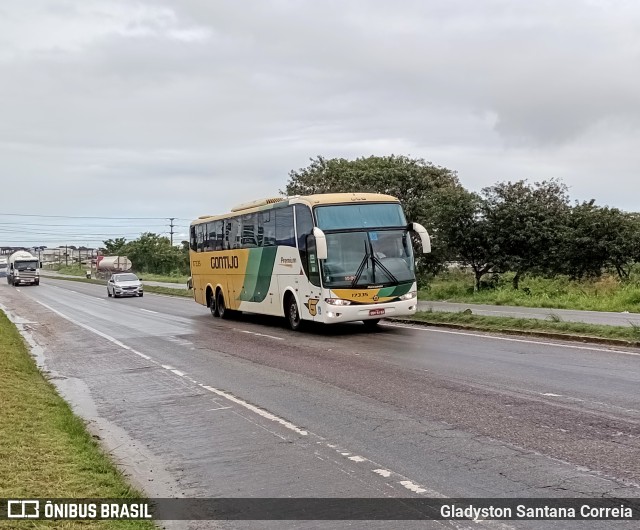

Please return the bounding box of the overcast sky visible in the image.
[1,0,639,247]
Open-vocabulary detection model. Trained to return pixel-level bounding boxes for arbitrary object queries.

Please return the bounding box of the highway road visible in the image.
[1,278,639,529]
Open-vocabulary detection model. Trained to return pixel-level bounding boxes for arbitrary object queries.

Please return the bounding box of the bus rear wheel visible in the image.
[285,294,304,331]
[208,291,219,317]
[217,291,230,319]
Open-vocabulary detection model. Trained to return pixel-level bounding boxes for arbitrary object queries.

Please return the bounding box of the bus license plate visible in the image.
[369,308,385,316]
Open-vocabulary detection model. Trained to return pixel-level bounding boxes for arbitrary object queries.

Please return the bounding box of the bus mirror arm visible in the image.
[313,227,328,260]
[409,222,431,254]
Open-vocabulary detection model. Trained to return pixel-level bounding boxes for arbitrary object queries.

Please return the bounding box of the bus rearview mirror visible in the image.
[313,227,328,260]
[410,222,431,254]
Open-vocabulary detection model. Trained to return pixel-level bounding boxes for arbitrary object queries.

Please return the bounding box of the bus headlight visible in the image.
[324,298,352,306]
[398,291,417,301]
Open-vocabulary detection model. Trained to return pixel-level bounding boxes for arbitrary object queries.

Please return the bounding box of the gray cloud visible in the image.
[1,0,639,246]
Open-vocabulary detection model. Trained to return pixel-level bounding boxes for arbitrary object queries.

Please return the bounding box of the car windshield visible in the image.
[321,230,415,288]
[115,273,138,282]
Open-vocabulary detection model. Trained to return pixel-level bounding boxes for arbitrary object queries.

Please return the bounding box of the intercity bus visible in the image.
[188,193,430,330]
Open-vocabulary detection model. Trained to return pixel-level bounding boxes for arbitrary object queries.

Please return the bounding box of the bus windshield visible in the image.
[315,203,406,230]
[321,230,415,288]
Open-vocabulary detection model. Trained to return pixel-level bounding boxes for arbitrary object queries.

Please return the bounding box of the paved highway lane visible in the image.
[2,279,639,529]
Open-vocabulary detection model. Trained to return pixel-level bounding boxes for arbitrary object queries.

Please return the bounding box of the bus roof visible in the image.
[191,193,400,225]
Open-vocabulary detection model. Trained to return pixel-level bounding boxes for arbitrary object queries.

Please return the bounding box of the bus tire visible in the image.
[217,290,230,319]
[208,289,219,317]
[285,293,304,331]
[363,318,381,330]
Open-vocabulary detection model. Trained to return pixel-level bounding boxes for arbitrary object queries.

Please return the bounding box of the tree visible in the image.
[440,189,497,291]
[102,237,128,255]
[482,179,570,289]
[284,155,466,277]
[560,201,640,280]
[126,233,183,275]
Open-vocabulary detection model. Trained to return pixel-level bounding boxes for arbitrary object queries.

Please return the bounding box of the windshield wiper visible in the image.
[351,241,371,288]
[370,253,398,284]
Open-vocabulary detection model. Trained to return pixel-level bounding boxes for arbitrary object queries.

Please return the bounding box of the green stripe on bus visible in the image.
[238,246,278,302]
[378,283,412,298]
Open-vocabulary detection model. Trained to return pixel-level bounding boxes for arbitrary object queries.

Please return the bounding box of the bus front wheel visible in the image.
[363,318,381,330]
[285,294,304,331]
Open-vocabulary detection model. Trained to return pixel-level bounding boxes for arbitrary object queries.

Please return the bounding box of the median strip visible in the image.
[0,310,156,529]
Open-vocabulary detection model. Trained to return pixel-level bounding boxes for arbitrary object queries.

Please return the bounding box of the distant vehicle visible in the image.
[107,273,143,298]
[0,256,7,278]
[189,193,431,330]
[7,251,40,286]
[97,256,132,272]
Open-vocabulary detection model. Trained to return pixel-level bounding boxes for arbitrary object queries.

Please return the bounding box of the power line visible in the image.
[0,213,190,220]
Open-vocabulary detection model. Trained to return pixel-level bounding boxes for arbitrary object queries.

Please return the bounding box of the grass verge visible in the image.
[408,310,640,346]
[420,270,640,313]
[0,311,156,529]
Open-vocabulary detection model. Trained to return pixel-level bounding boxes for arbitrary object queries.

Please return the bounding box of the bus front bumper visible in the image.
[317,298,418,324]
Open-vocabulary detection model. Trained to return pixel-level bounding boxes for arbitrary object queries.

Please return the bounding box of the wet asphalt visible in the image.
[1,278,639,529]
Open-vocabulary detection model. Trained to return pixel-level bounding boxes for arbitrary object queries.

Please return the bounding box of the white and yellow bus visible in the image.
[189,193,430,330]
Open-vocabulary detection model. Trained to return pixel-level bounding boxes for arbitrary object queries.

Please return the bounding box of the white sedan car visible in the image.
[107,273,144,298]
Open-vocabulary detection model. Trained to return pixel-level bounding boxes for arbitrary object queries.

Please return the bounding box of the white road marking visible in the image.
[542,393,563,397]
[237,329,284,341]
[140,308,158,314]
[385,322,640,356]
[36,301,154,362]
[348,455,366,462]
[399,480,427,494]
[373,469,391,478]
[199,384,308,436]
[171,369,186,377]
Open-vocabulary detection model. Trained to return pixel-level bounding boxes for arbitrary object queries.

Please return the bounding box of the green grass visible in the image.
[143,286,192,297]
[133,272,189,284]
[420,270,640,313]
[0,312,156,529]
[410,309,640,344]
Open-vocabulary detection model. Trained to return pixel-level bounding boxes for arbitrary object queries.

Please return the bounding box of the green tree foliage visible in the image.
[284,155,465,277]
[102,237,128,255]
[440,189,496,291]
[560,201,640,280]
[482,179,570,289]
[102,233,188,276]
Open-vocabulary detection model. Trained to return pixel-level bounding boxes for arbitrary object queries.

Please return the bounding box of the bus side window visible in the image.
[275,206,295,247]
[196,224,205,252]
[260,212,275,246]
[190,226,197,251]
[213,220,224,250]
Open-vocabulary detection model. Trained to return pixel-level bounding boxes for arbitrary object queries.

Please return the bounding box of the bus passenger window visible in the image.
[275,207,295,247]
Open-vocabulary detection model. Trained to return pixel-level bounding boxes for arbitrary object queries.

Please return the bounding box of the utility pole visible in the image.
[169,218,175,246]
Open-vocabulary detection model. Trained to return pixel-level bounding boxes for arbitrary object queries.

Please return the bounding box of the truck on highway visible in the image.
[95,255,133,279]
[7,251,40,286]
[0,256,7,278]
